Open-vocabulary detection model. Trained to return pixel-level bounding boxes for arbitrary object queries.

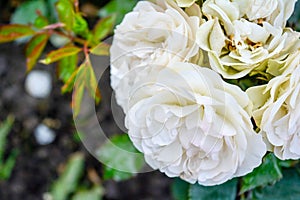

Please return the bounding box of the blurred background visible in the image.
[0,0,172,199]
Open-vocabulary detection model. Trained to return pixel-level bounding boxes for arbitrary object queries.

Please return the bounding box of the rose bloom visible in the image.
[110,0,200,111]
[126,62,266,186]
[203,0,297,28]
[196,0,300,79]
[247,51,300,160]
[237,0,297,28]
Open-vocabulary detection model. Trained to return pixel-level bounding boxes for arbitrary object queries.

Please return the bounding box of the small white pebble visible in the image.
[43,193,53,200]
[25,70,52,98]
[50,34,70,48]
[34,124,56,145]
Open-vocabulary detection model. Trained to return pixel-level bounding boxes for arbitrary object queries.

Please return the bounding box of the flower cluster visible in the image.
[110,0,300,186]
[247,51,300,160]
[197,0,300,78]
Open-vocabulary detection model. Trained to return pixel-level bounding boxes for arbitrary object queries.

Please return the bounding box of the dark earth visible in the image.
[0,1,173,199]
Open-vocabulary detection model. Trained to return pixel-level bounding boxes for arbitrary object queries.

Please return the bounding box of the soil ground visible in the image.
[0,1,173,199]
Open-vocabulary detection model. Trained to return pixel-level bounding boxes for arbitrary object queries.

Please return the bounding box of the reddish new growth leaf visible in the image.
[0,24,35,43]
[71,58,101,117]
[25,33,49,71]
[40,46,82,65]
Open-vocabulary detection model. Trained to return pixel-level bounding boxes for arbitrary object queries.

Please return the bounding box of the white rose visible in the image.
[205,0,297,28]
[196,18,300,79]
[201,0,241,34]
[240,0,297,28]
[247,51,300,160]
[126,62,266,186]
[198,0,300,79]
[110,0,200,111]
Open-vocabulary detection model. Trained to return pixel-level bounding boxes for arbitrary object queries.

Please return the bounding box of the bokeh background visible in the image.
[0,0,172,199]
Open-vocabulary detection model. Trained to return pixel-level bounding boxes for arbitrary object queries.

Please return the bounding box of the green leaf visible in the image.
[240,153,282,194]
[0,25,35,43]
[25,33,49,71]
[90,42,110,56]
[288,1,300,31]
[55,0,75,30]
[0,116,14,163]
[50,153,85,200]
[72,13,89,37]
[85,63,101,104]
[47,0,59,23]
[278,159,299,168]
[0,149,19,180]
[98,0,138,25]
[251,168,300,200]
[0,116,17,181]
[72,76,85,118]
[96,134,145,181]
[61,68,79,94]
[189,179,238,200]
[34,15,49,29]
[11,0,47,25]
[57,54,78,83]
[72,64,86,117]
[72,186,104,200]
[93,15,116,41]
[71,58,101,117]
[103,166,135,181]
[171,178,190,200]
[40,46,82,64]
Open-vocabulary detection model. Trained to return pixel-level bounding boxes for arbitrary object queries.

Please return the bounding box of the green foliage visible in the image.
[225,74,269,91]
[96,134,145,181]
[25,33,50,71]
[172,178,238,200]
[0,25,35,43]
[40,46,82,65]
[90,42,110,56]
[98,0,138,25]
[171,178,190,200]
[49,153,105,200]
[240,154,283,194]
[102,166,135,181]
[55,0,75,31]
[93,15,116,41]
[11,0,47,25]
[0,116,19,180]
[250,168,300,200]
[72,14,90,37]
[0,0,118,116]
[47,0,59,23]
[57,54,78,83]
[170,153,300,200]
[72,186,104,200]
[288,1,300,31]
[50,153,85,200]
[189,179,238,200]
[34,15,49,29]
[70,57,101,117]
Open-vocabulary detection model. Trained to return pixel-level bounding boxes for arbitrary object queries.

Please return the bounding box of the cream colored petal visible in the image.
[175,0,196,7]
